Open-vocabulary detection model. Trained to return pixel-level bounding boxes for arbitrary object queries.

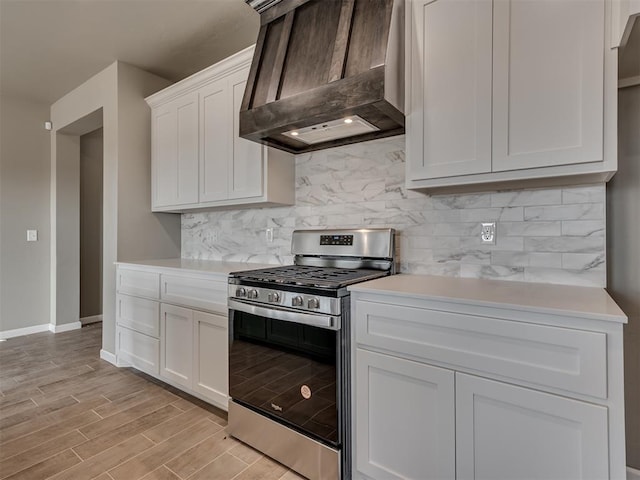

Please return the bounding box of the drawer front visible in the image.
[160,274,227,313]
[117,326,159,376]
[116,294,160,338]
[117,268,160,299]
[355,300,607,399]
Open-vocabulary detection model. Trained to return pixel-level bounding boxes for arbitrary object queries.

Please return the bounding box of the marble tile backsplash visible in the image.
[182,136,606,287]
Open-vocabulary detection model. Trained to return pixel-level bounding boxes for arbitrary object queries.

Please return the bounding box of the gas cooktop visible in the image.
[228,265,388,290]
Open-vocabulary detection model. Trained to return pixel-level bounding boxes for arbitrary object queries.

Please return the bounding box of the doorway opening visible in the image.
[80,128,103,325]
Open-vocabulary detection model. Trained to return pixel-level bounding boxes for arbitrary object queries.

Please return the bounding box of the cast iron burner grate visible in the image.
[230,265,386,289]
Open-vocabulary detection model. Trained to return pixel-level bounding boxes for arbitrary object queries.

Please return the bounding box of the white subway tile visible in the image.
[491,188,562,207]
[460,264,525,281]
[528,253,562,268]
[491,251,530,267]
[523,268,605,288]
[524,236,604,253]
[524,203,604,221]
[562,253,606,270]
[561,220,605,236]
[562,184,605,204]
[500,221,561,236]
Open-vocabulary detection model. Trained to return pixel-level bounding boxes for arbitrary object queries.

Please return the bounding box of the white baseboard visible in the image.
[628,466,640,480]
[80,315,103,325]
[0,323,50,339]
[49,321,82,333]
[100,349,117,366]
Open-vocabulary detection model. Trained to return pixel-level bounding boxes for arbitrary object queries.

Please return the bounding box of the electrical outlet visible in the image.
[265,228,274,243]
[206,230,218,243]
[480,222,496,244]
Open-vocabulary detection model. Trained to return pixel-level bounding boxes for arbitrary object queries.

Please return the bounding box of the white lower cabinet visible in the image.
[116,264,229,411]
[160,304,194,389]
[117,326,159,376]
[351,283,626,480]
[193,310,228,407]
[355,349,455,480]
[159,304,229,409]
[455,373,609,480]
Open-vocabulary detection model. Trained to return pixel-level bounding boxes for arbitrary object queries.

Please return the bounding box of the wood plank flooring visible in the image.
[0,324,304,480]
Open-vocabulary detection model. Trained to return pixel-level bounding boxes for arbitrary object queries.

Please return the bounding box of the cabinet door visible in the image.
[492,0,605,171]
[192,310,228,410]
[228,67,264,200]
[200,77,230,203]
[151,92,199,208]
[355,349,455,480]
[456,373,609,480]
[407,0,492,180]
[160,304,193,389]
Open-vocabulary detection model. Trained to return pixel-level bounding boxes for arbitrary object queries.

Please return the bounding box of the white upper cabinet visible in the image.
[147,46,294,212]
[492,0,604,172]
[228,68,264,200]
[407,0,492,180]
[152,92,199,208]
[200,77,230,203]
[406,0,617,191]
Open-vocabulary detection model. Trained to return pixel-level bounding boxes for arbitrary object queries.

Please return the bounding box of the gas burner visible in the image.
[230,265,387,290]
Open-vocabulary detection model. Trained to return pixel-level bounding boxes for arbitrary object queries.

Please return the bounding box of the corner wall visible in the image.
[50,62,180,354]
[608,83,640,470]
[0,95,51,333]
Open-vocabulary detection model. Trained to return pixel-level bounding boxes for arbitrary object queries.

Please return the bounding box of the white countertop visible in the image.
[115,258,274,276]
[349,274,627,323]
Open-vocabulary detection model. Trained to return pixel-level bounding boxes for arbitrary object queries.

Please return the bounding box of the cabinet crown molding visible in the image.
[145,45,255,108]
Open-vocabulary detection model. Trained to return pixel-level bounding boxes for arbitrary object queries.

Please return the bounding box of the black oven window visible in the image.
[230,311,339,445]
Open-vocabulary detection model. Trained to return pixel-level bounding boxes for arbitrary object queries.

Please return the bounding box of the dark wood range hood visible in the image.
[240,0,404,154]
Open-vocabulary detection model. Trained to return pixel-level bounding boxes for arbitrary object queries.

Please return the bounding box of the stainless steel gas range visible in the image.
[227,228,396,480]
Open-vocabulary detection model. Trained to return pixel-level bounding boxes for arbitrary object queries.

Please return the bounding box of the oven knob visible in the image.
[292,296,304,307]
[235,287,247,298]
[307,298,320,309]
[247,289,259,299]
[268,292,281,303]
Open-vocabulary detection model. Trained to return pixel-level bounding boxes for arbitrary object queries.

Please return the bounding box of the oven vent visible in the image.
[239,0,405,154]
[281,116,379,145]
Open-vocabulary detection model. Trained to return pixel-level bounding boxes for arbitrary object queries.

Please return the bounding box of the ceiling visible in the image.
[0,0,260,105]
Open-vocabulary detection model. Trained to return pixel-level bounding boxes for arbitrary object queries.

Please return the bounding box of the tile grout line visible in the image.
[162,464,184,479]
[162,432,238,480]
[140,432,156,444]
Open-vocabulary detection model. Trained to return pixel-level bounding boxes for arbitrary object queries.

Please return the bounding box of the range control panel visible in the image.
[320,234,354,246]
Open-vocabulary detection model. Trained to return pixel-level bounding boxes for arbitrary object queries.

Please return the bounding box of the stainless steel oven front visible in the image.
[228,297,351,480]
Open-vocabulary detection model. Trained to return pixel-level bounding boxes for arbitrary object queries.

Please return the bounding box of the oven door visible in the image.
[228,299,341,448]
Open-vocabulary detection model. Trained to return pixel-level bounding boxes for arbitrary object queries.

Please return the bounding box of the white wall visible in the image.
[0,95,51,333]
[50,61,180,354]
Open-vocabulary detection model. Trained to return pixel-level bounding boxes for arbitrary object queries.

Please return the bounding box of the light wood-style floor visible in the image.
[0,324,304,480]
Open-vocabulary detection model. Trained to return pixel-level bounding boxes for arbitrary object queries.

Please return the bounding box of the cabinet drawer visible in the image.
[116,294,160,338]
[117,326,159,376]
[117,268,160,299]
[160,274,227,313]
[355,301,607,399]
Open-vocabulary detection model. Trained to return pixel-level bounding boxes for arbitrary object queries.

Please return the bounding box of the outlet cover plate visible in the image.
[481,222,496,244]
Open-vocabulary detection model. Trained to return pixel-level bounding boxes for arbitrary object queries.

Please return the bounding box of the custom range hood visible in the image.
[240,0,404,154]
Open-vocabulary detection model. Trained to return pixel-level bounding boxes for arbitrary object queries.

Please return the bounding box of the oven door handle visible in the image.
[228,299,341,331]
